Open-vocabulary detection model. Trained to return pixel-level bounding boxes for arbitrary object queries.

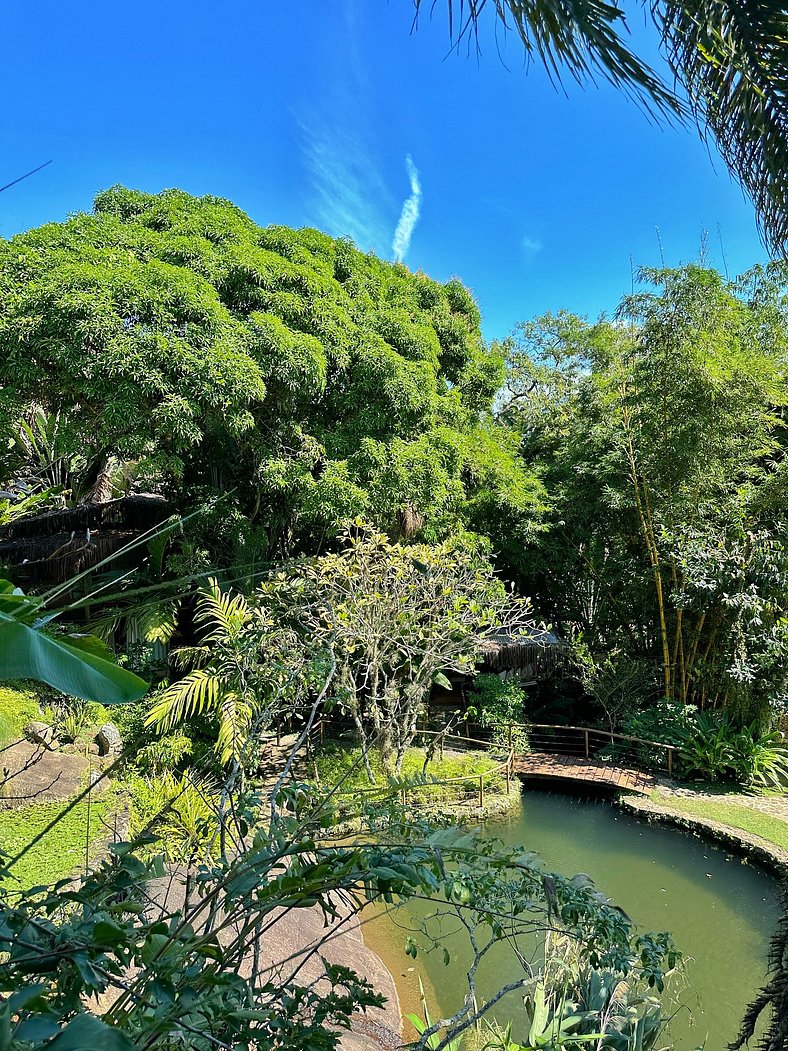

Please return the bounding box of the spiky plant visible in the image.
[730,895,788,1051]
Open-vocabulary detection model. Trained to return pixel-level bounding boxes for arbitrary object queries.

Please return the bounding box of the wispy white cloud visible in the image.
[521,235,542,259]
[300,120,392,253]
[392,155,422,262]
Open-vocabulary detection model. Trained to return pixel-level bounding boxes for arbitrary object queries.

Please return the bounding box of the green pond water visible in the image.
[379,788,782,1050]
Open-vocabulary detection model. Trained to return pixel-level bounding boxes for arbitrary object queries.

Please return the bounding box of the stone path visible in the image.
[0,739,102,806]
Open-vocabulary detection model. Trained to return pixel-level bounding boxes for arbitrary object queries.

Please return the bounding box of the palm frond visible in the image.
[415,0,679,114]
[657,0,788,251]
[216,693,253,765]
[146,669,222,731]
[195,579,250,641]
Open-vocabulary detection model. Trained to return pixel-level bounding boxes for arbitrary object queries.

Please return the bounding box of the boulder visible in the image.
[95,722,122,757]
[24,721,59,751]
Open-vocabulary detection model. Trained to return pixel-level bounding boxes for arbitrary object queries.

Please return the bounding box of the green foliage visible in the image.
[675,714,788,787]
[147,578,314,765]
[0,685,42,744]
[43,697,109,743]
[0,579,148,705]
[259,523,532,775]
[467,673,530,752]
[0,188,545,567]
[313,743,504,814]
[504,265,788,724]
[133,732,193,775]
[126,771,215,861]
[623,701,697,748]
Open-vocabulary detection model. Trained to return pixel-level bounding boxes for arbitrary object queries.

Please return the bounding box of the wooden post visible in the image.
[319,718,324,744]
[667,748,673,777]
[479,775,485,809]
[508,723,513,751]
[584,729,589,758]
[505,760,511,795]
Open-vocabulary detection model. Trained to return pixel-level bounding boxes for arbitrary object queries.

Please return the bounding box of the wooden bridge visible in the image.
[413,723,676,799]
[505,724,675,795]
[305,720,676,807]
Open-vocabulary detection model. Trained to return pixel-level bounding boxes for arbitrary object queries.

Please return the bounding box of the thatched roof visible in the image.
[477,627,565,677]
[0,495,170,585]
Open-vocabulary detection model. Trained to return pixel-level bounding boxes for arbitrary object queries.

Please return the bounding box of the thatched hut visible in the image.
[0,495,170,587]
[476,626,565,684]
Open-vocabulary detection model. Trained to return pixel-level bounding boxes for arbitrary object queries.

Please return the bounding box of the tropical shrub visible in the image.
[258,524,533,777]
[133,731,194,775]
[624,701,698,748]
[126,771,217,862]
[675,714,788,787]
[727,724,788,789]
[146,578,314,765]
[44,697,108,743]
[467,673,530,753]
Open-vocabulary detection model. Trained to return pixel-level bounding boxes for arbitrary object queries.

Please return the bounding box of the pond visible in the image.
[366,788,782,1050]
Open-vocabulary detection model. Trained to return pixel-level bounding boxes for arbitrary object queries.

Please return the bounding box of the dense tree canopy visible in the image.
[502,263,788,724]
[0,187,545,569]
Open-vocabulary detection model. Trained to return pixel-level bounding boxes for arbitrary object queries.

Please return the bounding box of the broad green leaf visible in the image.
[48,1014,136,1051]
[0,611,148,704]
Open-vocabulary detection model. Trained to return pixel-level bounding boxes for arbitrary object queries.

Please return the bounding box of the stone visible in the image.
[87,742,101,756]
[24,721,59,750]
[95,722,122,757]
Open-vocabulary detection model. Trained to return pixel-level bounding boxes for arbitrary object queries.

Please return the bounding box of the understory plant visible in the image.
[675,713,788,788]
[466,673,530,753]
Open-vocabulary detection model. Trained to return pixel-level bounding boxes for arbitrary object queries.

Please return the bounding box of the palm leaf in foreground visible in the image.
[658,0,788,252]
[420,0,788,252]
[415,0,679,111]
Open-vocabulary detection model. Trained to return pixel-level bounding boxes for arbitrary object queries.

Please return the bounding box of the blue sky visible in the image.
[0,0,768,340]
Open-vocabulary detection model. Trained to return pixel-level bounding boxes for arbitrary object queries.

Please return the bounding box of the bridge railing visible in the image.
[488,722,677,777]
[306,721,516,811]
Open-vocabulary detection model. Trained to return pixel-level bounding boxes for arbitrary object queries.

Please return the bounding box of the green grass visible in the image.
[313,742,505,815]
[650,792,788,851]
[0,792,118,890]
[0,685,42,745]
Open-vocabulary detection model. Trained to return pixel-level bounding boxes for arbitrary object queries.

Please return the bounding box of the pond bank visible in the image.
[619,793,788,878]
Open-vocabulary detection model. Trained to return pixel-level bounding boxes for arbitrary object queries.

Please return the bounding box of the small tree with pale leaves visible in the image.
[260,523,534,779]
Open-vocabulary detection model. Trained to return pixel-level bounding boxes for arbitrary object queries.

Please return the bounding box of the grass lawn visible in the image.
[651,792,788,851]
[0,792,119,889]
[313,742,505,814]
[0,685,42,745]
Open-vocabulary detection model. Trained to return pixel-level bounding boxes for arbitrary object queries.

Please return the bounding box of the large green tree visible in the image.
[0,187,545,570]
[502,263,788,723]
